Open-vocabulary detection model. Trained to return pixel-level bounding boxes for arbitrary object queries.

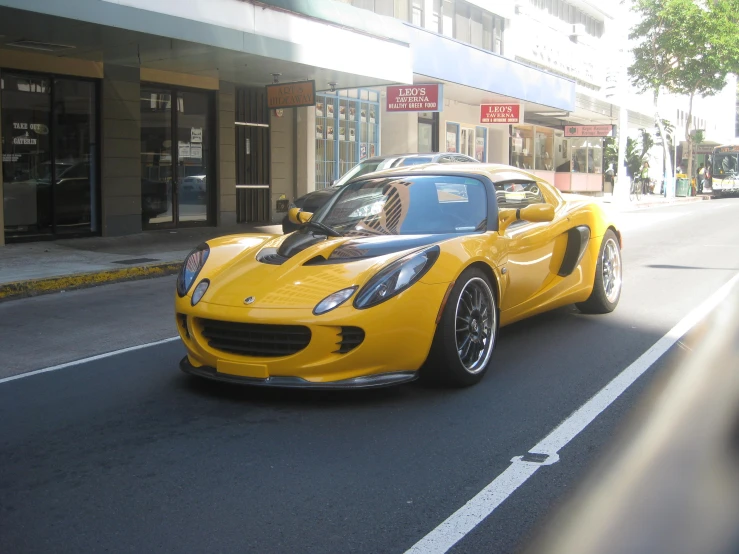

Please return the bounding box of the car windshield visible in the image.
[397,156,433,166]
[333,160,385,187]
[314,175,487,236]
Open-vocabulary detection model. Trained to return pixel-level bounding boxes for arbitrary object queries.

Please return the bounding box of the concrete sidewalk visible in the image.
[0,223,281,301]
[0,192,711,302]
[562,191,712,210]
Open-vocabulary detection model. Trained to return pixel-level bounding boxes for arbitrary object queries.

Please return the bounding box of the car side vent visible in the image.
[177,313,190,339]
[304,255,327,265]
[335,327,365,354]
[256,247,288,265]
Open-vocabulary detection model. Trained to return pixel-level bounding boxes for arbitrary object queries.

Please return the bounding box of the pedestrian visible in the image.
[698,164,706,193]
[639,161,650,195]
[605,163,615,192]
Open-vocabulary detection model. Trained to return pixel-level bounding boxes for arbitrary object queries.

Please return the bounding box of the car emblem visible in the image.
[244,296,255,305]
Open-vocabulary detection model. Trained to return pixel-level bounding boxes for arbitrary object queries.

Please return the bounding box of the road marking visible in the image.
[0,337,180,385]
[405,271,739,554]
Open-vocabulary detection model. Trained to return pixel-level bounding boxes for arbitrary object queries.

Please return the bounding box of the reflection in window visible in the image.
[495,180,545,209]
[2,73,98,241]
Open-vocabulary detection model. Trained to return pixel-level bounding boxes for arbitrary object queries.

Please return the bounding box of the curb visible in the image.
[0,262,181,302]
[603,195,711,210]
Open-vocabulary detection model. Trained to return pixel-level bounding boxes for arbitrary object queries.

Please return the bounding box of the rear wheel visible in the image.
[422,268,498,387]
[576,230,622,314]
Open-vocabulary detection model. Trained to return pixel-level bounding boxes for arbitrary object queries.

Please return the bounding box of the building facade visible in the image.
[4,0,730,246]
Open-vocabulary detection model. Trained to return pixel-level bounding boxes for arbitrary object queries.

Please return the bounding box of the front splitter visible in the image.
[180,357,418,389]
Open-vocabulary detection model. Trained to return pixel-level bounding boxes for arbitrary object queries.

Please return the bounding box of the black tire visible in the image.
[576,229,622,314]
[422,268,498,387]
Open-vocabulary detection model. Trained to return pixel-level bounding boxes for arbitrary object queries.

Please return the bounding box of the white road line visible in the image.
[0,337,180,385]
[405,272,739,554]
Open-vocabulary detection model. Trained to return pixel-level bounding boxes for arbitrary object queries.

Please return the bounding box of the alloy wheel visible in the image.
[454,277,496,374]
[602,238,622,304]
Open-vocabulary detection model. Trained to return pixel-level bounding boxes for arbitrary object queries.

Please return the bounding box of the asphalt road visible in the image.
[2,198,739,553]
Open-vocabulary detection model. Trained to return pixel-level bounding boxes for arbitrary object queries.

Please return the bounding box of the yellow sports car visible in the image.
[175,164,622,388]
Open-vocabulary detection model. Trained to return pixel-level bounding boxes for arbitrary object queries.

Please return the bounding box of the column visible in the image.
[217,81,236,226]
[101,65,142,236]
[295,106,316,197]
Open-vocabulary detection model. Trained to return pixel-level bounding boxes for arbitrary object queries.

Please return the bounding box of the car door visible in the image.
[496,176,568,313]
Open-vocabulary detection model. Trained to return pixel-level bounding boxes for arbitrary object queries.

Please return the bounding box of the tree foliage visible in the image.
[627,0,739,182]
[625,129,655,178]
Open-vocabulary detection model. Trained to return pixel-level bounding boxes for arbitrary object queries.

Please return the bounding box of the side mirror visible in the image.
[331,180,338,186]
[288,207,313,225]
[498,203,554,234]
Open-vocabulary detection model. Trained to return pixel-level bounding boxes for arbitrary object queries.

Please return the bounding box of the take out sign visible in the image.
[266,80,316,109]
[480,103,522,124]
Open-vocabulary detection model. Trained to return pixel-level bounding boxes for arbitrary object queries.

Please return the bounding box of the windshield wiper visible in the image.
[305,219,343,237]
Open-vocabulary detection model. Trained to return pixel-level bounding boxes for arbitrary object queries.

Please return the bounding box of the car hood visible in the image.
[197,232,457,309]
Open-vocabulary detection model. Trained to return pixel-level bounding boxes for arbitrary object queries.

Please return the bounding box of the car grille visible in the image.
[198,319,311,357]
[335,327,365,354]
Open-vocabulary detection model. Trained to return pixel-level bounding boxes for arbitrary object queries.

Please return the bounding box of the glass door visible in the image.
[176,90,210,224]
[140,86,212,228]
[52,78,98,235]
[460,126,476,158]
[140,87,173,227]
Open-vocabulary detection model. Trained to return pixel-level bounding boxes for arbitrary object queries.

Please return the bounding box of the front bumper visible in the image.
[180,356,417,389]
[175,280,449,386]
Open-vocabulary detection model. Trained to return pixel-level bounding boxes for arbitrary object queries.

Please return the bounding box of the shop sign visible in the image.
[386,84,442,112]
[178,142,191,158]
[480,103,522,124]
[564,125,614,137]
[266,80,316,109]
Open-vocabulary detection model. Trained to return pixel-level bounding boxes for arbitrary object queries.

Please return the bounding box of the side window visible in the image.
[494,180,546,209]
[437,155,456,163]
[453,155,475,163]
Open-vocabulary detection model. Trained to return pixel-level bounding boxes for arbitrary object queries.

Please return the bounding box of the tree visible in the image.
[627,0,739,191]
[625,128,655,178]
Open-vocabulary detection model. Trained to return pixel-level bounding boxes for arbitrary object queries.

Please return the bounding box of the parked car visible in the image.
[281,153,479,233]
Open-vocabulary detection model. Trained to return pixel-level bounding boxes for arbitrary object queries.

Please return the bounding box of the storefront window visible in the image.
[2,72,98,241]
[316,89,379,189]
[510,125,534,170]
[445,122,459,152]
[570,138,603,173]
[418,112,437,153]
[535,127,554,170]
[475,126,487,162]
[140,85,212,228]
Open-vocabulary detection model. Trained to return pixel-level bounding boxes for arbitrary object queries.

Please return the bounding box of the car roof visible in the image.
[355,162,540,182]
[361,153,477,163]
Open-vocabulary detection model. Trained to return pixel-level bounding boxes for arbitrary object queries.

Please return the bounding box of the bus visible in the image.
[711,143,739,196]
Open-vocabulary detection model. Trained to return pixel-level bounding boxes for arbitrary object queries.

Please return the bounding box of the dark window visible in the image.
[1,72,98,241]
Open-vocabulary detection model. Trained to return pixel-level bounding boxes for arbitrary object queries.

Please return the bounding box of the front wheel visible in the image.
[576,230,622,314]
[422,268,498,387]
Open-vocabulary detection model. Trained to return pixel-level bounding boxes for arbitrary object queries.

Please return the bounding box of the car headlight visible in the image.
[177,243,210,297]
[313,286,357,315]
[354,246,440,309]
[191,279,210,306]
